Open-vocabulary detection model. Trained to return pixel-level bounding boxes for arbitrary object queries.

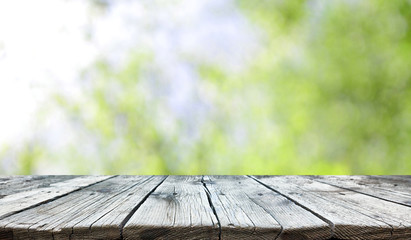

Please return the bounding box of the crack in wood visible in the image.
[1,176,410,239]
[119,176,168,239]
[201,176,222,240]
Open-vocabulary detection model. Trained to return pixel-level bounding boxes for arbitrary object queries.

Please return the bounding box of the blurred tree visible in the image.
[229,0,411,173]
[53,53,182,174]
[2,0,411,174]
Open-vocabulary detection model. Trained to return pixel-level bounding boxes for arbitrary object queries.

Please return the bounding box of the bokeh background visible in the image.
[1,0,411,174]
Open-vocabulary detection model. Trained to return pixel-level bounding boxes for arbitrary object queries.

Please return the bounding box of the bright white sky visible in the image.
[0,0,96,145]
[0,0,259,157]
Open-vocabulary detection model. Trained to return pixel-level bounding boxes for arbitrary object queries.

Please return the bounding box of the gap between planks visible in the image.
[118,176,169,239]
[0,176,332,240]
[252,176,411,239]
[0,176,168,240]
[3,176,407,239]
[310,176,411,208]
[0,175,116,221]
[248,175,335,238]
[1,176,217,240]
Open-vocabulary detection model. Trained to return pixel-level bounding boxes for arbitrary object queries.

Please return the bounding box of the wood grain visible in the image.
[0,175,410,240]
[312,175,411,207]
[204,175,331,240]
[253,176,395,240]
[0,175,76,197]
[123,176,219,240]
[0,175,165,240]
[0,175,111,220]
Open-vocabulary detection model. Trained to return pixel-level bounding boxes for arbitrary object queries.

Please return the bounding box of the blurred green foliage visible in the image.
[4,0,411,174]
[233,0,411,174]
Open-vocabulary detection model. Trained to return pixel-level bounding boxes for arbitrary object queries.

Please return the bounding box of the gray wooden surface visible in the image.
[0,176,410,240]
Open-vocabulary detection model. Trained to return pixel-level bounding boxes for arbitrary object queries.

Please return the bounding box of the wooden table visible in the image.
[0,175,410,240]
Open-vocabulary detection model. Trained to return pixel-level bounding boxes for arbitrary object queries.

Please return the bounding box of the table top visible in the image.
[0,175,410,240]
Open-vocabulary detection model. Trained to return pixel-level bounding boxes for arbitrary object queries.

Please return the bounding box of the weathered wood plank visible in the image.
[0,175,76,197]
[375,175,411,181]
[204,175,331,240]
[312,175,411,207]
[0,175,111,220]
[0,175,410,239]
[71,176,166,240]
[0,175,165,240]
[123,176,219,240]
[253,176,395,240]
